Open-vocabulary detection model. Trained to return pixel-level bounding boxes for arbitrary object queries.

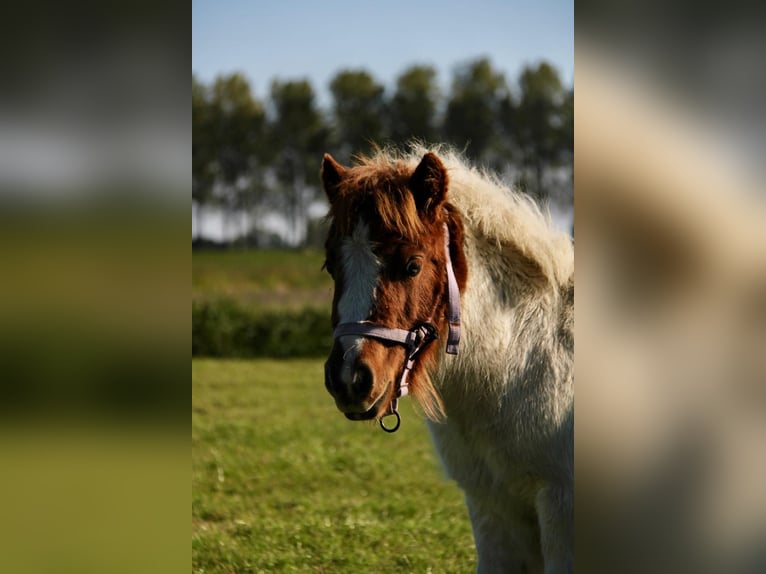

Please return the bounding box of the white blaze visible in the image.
[338,221,379,322]
[337,221,379,375]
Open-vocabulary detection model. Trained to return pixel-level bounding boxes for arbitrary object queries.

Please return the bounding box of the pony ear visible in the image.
[321,153,346,203]
[409,152,448,216]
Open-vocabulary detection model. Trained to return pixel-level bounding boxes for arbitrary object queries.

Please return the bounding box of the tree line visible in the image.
[192,57,573,247]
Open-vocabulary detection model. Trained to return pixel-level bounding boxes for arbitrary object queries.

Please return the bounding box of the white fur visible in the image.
[337,221,379,386]
[380,146,574,573]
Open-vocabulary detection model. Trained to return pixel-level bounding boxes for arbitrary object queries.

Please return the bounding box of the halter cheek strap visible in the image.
[443,222,461,354]
[332,223,461,433]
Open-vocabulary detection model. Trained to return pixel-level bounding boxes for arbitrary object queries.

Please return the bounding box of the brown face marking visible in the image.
[322,152,467,420]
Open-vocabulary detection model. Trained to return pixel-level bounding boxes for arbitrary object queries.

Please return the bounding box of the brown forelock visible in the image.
[328,160,436,241]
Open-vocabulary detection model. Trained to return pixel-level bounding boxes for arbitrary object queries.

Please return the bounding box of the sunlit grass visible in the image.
[192,358,475,573]
[192,249,333,311]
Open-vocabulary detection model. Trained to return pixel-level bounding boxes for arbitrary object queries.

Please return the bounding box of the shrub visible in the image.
[192,299,333,358]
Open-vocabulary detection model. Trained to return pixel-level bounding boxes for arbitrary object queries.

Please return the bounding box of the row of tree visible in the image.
[192,58,573,246]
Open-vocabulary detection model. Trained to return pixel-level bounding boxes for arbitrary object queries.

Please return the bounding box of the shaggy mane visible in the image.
[335,143,573,287]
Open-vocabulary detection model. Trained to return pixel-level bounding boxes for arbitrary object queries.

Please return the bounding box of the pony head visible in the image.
[321,151,467,423]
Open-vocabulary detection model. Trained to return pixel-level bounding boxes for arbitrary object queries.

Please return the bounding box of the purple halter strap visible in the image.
[332,223,461,433]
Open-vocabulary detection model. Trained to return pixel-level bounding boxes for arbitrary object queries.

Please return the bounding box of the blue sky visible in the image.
[192,0,573,104]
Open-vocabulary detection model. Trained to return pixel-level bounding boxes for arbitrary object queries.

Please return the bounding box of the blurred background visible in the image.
[576,1,766,573]
[0,1,188,573]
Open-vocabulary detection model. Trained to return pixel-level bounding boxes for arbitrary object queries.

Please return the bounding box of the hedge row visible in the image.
[192,298,333,358]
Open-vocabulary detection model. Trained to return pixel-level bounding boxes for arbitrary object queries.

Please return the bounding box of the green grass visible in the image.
[193,250,333,311]
[192,358,476,573]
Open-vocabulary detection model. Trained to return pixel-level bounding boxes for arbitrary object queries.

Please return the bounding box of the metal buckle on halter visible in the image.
[411,322,438,354]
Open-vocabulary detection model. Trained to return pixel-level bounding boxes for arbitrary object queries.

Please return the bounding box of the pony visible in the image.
[320,145,574,573]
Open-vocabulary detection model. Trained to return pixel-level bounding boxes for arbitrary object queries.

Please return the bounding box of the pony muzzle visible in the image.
[324,353,387,416]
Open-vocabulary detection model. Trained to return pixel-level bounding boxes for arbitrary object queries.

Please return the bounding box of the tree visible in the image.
[269,79,328,245]
[329,69,386,160]
[515,62,566,201]
[389,65,440,145]
[559,88,574,199]
[208,73,267,241]
[192,74,215,240]
[443,58,509,165]
[494,87,520,171]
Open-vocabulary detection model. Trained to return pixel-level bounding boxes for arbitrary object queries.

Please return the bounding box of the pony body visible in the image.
[322,146,573,573]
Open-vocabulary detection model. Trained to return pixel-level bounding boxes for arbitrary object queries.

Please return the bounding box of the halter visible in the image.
[332,223,461,433]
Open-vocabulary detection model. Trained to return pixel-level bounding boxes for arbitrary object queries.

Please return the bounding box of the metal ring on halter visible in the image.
[379,411,401,433]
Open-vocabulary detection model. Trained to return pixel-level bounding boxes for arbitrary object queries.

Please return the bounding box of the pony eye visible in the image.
[405,259,421,277]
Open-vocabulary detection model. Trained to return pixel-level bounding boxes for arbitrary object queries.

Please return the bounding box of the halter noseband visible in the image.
[332,223,461,433]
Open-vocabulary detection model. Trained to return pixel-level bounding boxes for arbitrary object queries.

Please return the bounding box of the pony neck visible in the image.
[434,223,570,401]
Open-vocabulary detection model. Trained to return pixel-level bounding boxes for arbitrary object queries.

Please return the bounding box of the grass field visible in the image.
[192,358,476,573]
[192,249,333,311]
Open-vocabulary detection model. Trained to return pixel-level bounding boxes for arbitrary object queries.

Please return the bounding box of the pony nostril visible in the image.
[353,363,374,396]
[325,362,349,400]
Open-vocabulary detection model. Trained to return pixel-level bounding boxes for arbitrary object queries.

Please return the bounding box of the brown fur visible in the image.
[327,156,427,240]
[322,151,467,421]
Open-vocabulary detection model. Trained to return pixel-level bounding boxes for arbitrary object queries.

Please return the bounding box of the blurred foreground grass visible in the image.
[0,208,190,573]
[0,427,188,574]
[192,358,475,573]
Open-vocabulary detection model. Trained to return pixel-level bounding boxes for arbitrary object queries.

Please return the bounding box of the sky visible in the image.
[192,0,573,104]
